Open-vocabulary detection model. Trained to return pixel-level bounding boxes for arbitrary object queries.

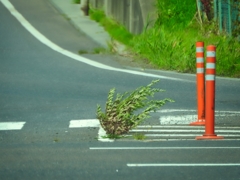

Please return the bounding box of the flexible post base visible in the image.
[190,120,205,126]
[196,134,224,140]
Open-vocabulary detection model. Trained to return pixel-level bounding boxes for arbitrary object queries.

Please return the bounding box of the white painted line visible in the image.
[131,129,240,133]
[90,147,240,150]
[131,129,203,132]
[69,119,99,128]
[0,122,26,130]
[98,126,114,142]
[137,125,201,128]
[160,115,197,124]
[159,112,240,124]
[144,134,240,137]
[137,125,240,129]
[69,119,114,142]
[157,109,240,114]
[144,134,199,137]
[0,0,186,82]
[156,109,197,113]
[127,163,240,167]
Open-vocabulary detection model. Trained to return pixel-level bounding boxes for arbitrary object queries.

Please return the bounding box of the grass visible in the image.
[89,8,133,46]
[89,2,240,78]
[133,133,146,140]
[78,47,107,55]
[93,47,107,54]
[131,23,240,77]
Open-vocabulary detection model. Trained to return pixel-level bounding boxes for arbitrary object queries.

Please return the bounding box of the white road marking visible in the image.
[68,119,113,142]
[98,126,114,142]
[131,129,203,132]
[157,109,197,113]
[90,147,240,150]
[130,129,240,133]
[160,115,197,124]
[69,119,99,128]
[0,122,26,130]
[127,163,240,167]
[137,125,240,129]
[157,109,240,113]
[69,118,240,141]
[0,0,186,82]
[159,110,240,124]
[144,134,240,137]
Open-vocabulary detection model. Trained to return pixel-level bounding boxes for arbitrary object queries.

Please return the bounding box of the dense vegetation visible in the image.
[90,0,240,77]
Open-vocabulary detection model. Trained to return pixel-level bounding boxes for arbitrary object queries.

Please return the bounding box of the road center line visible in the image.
[127,163,240,167]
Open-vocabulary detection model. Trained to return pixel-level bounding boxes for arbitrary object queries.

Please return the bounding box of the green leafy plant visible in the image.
[72,0,81,4]
[96,79,173,137]
[133,133,146,140]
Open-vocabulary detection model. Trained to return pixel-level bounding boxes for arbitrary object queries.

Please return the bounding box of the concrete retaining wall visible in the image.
[89,0,157,35]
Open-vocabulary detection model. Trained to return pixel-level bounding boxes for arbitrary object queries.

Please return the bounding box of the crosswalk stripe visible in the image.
[90,147,240,150]
[131,129,240,133]
[143,134,240,137]
[69,119,99,128]
[127,163,240,167]
[137,125,240,129]
[0,122,26,130]
[68,119,240,140]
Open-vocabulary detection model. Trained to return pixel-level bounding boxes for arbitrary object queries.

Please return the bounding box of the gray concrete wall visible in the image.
[89,0,157,34]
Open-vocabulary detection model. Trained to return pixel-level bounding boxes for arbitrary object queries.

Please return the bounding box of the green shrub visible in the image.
[155,0,196,30]
[131,0,240,77]
[72,0,81,4]
[96,80,173,137]
[88,0,240,77]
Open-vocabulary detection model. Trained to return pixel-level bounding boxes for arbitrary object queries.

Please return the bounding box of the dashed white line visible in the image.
[90,147,240,150]
[69,119,99,128]
[0,122,26,130]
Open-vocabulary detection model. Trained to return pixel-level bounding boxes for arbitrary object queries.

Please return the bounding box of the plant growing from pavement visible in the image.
[96,79,173,138]
[72,0,81,4]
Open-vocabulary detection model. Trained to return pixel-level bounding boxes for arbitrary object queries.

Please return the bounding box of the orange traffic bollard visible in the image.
[190,42,205,126]
[196,45,223,140]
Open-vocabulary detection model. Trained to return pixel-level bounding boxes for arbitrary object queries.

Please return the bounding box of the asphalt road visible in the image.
[0,0,240,179]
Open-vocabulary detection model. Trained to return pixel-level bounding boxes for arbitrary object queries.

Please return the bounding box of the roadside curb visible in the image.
[48,0,111,49]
